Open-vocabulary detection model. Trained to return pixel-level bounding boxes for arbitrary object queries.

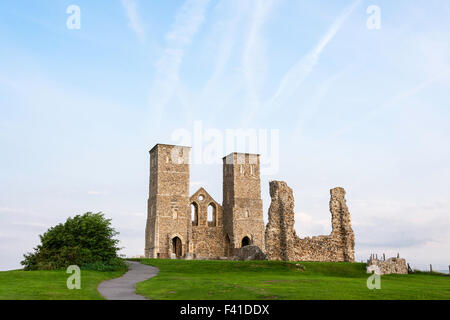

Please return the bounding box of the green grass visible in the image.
[134,259,450,300]
[0,269,125,300]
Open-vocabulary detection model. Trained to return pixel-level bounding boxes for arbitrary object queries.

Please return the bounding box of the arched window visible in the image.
[191,202,198,226]
[208,203,216,227]
[241,236,251,247]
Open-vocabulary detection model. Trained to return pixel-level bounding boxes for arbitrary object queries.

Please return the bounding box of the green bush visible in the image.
[21,212,123,271]
[81,258,128,272]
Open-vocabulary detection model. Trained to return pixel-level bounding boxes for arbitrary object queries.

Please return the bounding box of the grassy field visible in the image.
[134,259,450,300]
[0,269,125,300]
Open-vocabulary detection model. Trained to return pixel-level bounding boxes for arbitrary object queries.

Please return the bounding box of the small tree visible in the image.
[21,212,124,271]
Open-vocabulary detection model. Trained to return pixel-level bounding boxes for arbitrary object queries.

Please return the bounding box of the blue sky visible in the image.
[1,0,449,271]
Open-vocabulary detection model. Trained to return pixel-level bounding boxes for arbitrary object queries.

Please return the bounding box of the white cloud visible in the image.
[11,221,47,228]
[121,0,146,43]
[294,212,331,237]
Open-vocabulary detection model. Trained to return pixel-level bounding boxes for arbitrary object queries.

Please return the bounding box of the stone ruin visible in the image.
[366,255,408,275]
[265,181,355,262]
[145,144,355,262]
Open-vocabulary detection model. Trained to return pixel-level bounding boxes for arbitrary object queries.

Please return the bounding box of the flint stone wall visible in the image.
[265,181,355,262]
[367,257,408,275]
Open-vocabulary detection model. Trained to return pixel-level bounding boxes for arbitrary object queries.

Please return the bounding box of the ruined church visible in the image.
[145,143,355,262]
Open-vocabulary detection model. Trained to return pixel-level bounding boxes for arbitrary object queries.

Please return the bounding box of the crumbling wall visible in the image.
[329,187,355,261]
[265,181,355,262]
[367,257,408,275]
[265,181,296,260]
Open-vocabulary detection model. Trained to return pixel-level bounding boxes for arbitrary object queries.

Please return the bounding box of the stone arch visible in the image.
[207,203,216,226]
[172,236,182,257]
[191,202,198,226]
[169,233,185,257]
[241,235,252,247]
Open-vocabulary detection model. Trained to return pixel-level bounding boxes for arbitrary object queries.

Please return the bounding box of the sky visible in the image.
[1,0,449,271]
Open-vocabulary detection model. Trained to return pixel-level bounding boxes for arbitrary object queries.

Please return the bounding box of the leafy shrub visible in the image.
[21,212,123,271]
[81,258,128,272]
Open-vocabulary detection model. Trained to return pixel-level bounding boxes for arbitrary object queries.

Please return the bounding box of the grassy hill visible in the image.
[134,259,450,300]
[0,269,125,300]
[0,259,448,300]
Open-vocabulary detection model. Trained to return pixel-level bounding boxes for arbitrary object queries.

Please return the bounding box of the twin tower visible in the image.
[145,144,265,259]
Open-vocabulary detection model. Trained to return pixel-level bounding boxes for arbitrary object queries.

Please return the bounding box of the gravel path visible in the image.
[97,261,159,300]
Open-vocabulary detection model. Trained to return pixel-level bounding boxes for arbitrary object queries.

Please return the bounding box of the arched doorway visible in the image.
[172,237,182,257]
[241,236,251,247]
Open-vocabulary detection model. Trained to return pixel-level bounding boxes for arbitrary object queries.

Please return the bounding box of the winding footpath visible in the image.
[98,261,159,300]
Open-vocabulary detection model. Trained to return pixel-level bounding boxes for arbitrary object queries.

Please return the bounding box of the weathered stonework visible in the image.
[234,245,267,261]
[367,257,408,275]
[265,181,355,262]
[145,144,265,259]
[145,144,191,259]
[145,144,356,262]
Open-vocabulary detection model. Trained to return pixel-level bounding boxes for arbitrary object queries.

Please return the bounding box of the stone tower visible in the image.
[145,144,191,258]
[222,153,265,253]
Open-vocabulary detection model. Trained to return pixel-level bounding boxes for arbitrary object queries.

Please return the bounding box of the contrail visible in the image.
[121,0,146,43]
[149,0,211,128]
[270,0,361,110]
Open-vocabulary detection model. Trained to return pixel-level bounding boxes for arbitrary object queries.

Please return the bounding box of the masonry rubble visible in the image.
[367,255,408,275]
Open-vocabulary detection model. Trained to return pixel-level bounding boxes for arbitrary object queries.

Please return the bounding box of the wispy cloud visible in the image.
[149,0,211,127]
[121,0,146,43]
[241,0,278,125]
[199,0,245,115]
[269,0,361,110]
[330,76,436,139]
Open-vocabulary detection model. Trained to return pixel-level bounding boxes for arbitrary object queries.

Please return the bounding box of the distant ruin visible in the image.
[367,255,408,275]
[145,144,355,262]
